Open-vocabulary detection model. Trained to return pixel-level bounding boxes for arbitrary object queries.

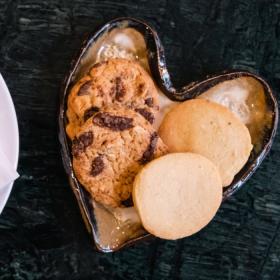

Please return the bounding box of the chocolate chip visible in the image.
[122,196,133,207]
[139,132,158,164]
[145,97,154,107]
[72,131,93,157]
[90,155,105,176]
[78,81,92,96]
[135,108,155,124]
[84,106,100,122]
[93,112,134,131]
[115,77,126,101]
[109,77,126,101]
[138,83,145,93]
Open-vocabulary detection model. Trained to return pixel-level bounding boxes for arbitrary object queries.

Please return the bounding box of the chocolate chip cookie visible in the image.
[72,106,168,207]
[66,58,159,139]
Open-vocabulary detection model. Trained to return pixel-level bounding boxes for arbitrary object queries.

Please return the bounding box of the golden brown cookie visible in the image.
[72,106,168,207]
[159,99,253,186]
[66,59,159,139]
[133,153,223,240]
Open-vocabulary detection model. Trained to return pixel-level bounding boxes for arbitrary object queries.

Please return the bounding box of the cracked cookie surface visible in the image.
[72,106,168,207]
[66,58,159,139]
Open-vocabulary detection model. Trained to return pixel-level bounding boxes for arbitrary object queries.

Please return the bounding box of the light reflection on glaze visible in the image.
[198,77,273,152]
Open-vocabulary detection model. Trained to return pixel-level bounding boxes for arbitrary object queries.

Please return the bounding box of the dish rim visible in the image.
[58,17,279,252]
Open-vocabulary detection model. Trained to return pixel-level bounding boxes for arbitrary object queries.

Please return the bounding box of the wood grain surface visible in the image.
[0,0,280,279]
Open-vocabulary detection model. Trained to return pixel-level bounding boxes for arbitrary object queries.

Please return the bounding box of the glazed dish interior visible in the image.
[198,77,273,153]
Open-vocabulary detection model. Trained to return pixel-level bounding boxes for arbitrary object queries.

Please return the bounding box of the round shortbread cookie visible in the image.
[159,99,252,186]
[133,153,223,240]
[66,58,159,139]
[72,106,168,207]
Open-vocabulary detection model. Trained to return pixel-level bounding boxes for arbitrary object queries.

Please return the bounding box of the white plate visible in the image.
[0,74,19,214]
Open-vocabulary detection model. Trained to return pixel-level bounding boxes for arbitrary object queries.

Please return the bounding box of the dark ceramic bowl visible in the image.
[58,17,278,252]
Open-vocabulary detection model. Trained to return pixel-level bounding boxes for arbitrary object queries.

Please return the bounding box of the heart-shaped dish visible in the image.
[58,17,278,252]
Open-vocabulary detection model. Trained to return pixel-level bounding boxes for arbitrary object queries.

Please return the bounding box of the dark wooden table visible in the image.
[0,0,280,279]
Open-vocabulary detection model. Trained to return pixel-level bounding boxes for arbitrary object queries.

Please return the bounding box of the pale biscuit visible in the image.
[133,153,222,240]
[159,99,253,186]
